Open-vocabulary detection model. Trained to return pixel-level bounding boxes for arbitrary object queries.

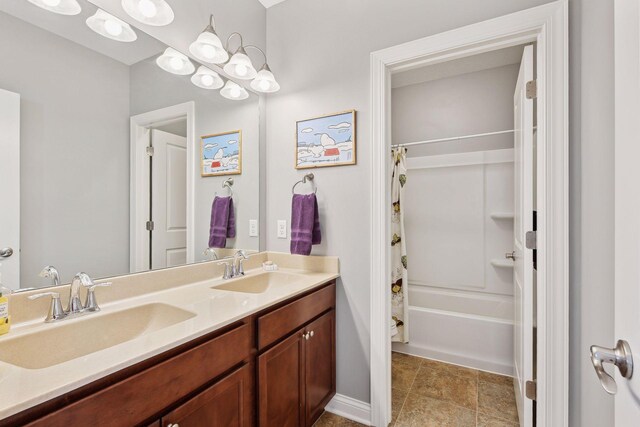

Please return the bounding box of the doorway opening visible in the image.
[369,3,568,427]
[388,44,534,426]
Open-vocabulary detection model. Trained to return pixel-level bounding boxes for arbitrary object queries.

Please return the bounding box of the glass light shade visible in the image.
[156,47,195,75]
[250,67,280,93]
[220,80,249,100]
[121,0,174,26]
[191,66,224,90]
[223,49,257,80]
[189,31,228,64]
[27,0,81,15]
[86,9,137,42]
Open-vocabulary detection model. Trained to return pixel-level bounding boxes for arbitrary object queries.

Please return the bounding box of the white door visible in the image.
[513,44,534,427]
[150,129,187,269]
[0,89,20,290]
[594,0,640,423]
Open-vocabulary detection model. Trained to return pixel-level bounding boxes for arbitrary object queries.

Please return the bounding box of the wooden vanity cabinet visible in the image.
[4,280,336,427]
[257,284,336,427]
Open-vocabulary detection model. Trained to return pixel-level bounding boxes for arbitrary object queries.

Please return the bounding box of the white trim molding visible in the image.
[369,2,569,426]
[325,394,372,426]
[129,102,196,272]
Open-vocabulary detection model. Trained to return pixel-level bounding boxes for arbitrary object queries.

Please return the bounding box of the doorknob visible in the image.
[0,248,13,258]
[590,340,633,395]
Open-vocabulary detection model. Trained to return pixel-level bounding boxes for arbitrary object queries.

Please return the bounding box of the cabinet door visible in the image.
[162,363,254,427]
[258,329,305,427]
[304,310,336,426]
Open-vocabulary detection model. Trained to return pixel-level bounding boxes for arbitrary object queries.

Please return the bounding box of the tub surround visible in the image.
[0,252,339,421]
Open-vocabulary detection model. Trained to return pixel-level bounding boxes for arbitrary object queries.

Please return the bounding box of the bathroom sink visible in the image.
[0,303,196,369]
[212,271,305,294]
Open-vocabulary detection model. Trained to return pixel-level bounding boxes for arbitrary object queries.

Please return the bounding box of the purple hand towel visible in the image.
[290,193,321,256]
[208,196,236,248]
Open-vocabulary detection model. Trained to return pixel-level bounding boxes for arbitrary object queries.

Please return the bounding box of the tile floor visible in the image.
[314,352,520,427]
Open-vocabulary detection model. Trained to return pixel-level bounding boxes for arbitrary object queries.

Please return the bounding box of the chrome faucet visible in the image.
[232,250,248,277]
[203,247,219,261]
[39,265,60,287]
[29,272,111,323]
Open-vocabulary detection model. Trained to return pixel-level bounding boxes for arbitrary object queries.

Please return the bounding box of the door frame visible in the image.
[130,101,195,272]
[369,2,568,426]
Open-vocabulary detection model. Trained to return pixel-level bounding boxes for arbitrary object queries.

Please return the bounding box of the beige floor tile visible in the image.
[478,379,519,423]
[478,371,514,387]
[477,412,520,426]
[393,359,420,391]
[391,386,409,425]
[393,352,423,369]
[312,411,367,426]
[394,393,476,427]
[410,361,478,410]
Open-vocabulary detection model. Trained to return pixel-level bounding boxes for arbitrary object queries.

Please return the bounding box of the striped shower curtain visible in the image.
[391,147,409,343]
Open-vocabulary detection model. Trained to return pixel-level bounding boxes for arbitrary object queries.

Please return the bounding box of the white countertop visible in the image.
[0,253,339,420]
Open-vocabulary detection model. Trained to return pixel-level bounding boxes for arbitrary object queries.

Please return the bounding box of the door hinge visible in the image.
[146,146,154,156]
[525,231,537,250]
[146,220,154,231]
[526,380,537,400]
[526,80,537,99]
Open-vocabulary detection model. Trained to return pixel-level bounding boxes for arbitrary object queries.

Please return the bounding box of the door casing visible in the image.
[369,2,569,426]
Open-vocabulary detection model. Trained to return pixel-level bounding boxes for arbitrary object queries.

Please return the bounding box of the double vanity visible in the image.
[0,252,339,426]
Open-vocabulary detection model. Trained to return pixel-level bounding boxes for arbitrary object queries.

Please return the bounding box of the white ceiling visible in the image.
[392,45,525,89]
[0,0,165,65]
[258,0,288,8]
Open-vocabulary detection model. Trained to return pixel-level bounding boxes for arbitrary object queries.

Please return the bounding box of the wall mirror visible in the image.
[0,0,263,291]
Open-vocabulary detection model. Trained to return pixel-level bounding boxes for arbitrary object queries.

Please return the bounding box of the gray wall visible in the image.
[0,12,131,287]
[392,63,519,156]
[129,58,262,256]
[265,0,616,425]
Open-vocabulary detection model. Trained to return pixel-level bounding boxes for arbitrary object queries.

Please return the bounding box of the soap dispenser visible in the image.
[0,266,11,335]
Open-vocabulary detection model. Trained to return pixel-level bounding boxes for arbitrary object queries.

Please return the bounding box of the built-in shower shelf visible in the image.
[490,212,515,220]
[490,259,514,268]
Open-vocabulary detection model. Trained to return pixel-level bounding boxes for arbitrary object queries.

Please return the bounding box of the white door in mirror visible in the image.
[0,89,20,290]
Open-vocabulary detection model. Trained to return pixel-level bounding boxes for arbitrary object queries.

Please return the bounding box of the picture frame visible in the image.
[200,130,242,177]
[295,109,356,169]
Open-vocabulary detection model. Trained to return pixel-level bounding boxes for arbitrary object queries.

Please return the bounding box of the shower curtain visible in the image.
[391,147,409,343]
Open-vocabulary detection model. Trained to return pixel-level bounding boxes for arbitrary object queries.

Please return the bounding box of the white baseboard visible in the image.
[325,393,372,426]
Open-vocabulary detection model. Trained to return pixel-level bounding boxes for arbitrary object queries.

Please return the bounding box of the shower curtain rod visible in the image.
[391,129,515,148]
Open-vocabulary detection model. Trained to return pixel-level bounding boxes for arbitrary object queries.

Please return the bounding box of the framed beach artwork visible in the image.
[295,110,356,169]
[200,130,242,177]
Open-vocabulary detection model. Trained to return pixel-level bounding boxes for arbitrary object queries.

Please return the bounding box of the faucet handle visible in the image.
[222,262,233,280]
[28,292,66,323]
[84,282,111,312]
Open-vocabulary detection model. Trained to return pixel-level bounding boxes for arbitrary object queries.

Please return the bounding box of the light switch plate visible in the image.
[277,220,287,239]
[249,219,258,237]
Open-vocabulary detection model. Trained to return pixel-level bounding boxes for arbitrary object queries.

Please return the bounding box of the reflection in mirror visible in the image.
[0,0,261,290]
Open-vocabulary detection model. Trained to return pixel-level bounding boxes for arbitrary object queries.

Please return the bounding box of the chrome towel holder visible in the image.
[292,173,317,194]
[222,178,234,197]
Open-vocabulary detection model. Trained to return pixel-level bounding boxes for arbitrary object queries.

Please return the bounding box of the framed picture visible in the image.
[295,110,356,169]
[200,130,242,177]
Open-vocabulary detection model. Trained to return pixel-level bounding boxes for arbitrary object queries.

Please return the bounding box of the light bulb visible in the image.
[138,0,157,18]
[200,44,216,59]
[230,86,241,98]
[235,64,248,77]
[201,74,214,87]
[170,57,183,70]
[43,0,61,6]
[259,80,271,91]
[104,19,123,36]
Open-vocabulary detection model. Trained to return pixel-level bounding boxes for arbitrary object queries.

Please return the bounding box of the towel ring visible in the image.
[292,173,317,195]
[222,178,234,197]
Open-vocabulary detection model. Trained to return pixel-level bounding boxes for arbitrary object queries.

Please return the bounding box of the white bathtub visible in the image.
[392,285,514,376]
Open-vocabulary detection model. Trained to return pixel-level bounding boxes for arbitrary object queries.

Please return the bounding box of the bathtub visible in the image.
[392,285,514,376]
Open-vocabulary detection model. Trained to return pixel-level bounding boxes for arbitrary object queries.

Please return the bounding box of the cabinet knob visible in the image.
[309,330,314,338]
[302,332,310,340]
[168,424,179,427]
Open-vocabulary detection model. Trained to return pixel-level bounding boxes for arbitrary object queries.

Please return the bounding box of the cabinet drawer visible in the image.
[26,322,252,427]
[258,282,335,350]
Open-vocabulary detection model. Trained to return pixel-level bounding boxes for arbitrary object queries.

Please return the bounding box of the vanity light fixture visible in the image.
[220,80,249,100]
[86,9,137,42]
[156,47,195,75]
[121,0,174,26]
[246,45,280,93]
[223,33,258,80]
[189,15,229,64]
[27,0,81,15]
[191,66,224,90]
